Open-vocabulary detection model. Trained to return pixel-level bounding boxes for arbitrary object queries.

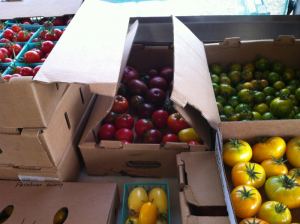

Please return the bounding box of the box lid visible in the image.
[0,0,83,20]
[177,151,226,206]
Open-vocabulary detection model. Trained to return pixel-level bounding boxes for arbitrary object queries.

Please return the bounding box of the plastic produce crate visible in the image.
[1,62,41,78]
[5,17,53,26]
[3,24,41,43]
[121,183,170,224]
[29,26,67,43]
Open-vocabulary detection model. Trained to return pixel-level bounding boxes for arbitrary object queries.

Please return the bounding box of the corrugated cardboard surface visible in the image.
[0,84,92,168]
[177,152,229,224]
[216,129,300,223]
[0,0,83,19]
[0,77,67,129]
[0,181,119,224]
[0,94,96,182]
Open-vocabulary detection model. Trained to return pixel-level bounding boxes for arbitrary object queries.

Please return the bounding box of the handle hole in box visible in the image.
[56,83,59,90]
[0,148,2,154]
[79,87,84,104]
[64,112,71,130]
[53,207,68,224]
[125,161,161,169]
[0,205,14,223]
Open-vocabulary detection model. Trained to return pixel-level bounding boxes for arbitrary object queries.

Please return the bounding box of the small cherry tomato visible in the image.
[33,65,42,77]
[162,134,179,144]
[152,110,169,128]
[2,75,12,81]
[41,41,55,54]
[148,188,168,213]
[188,141,200,145]
[20,67,33,76]
[112,95,129,114]
[24,51,40,63]
[98,124,116,140]
[53,208,68,224]
[115,128,134,143]
[115,113,134,130]
[3,29,15,41]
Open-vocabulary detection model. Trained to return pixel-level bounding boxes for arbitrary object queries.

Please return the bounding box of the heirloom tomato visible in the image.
[289,168,300,179]
[286,137,300,168]
[255,57,270,72]
[144,129,163,144]
[128,187,148,215]
[103,111,118,125]
[258,201,291,224]
[178,128,201,143]
[265,175,300,209]
[167,113,190,134]
[252,137,286,163]
[271,62,285,75]
[231,185,262,218]
[261,156,288,178]
[239,217,268,224]
[135,119,154,138]
[270,94,293,118]
[115,114,134,130]
[223,139,252,167]
[112,95,129,113]
[210,63,222,75]
[139,202,158,224]
[238,89,254,104]
[231,162,266,188]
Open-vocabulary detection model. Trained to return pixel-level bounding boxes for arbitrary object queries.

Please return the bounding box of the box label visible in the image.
[18,175,59,182]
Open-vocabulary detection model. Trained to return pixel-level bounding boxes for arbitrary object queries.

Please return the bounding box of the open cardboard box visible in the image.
[177,151,229,224]
[33,0,214,178]
[0,0,83,20]
[0,0,83,129]
[215,128,300,223]
[0,180,119,224]
[0,84,93,169]
[0,93,96,182]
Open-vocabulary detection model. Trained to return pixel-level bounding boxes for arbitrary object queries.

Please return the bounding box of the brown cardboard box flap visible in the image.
[34,0,138,96]
[0,0,82,20]
[172,16,220,131]
[180,152,225,206]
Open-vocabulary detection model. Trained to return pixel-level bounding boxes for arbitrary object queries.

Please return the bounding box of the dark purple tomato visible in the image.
[145,88,166,107]
[144,129,163,144]
[169,80,174,90]
[147,69,159,78]
[138,103,156,119]
[103,111,119,125]
[117,83,127,96]
[121,66,139,85]
[160,67,173,83]
[149,76,168,91]
[127,79,148,96]
[130,95,145,110]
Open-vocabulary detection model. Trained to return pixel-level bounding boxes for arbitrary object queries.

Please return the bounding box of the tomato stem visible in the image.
[256,137,268,143]
[245,163,261,182]
[274,202,288,213]
[271,155,287,165]
[236,185,256,200]
[244,217,262,224]
[292,168,300,178]
[280,174,300,189]
[229,138,246,148]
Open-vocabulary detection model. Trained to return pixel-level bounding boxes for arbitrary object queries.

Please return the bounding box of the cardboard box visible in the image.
[177,151,229,224]
[34,0,214,178]
[0,84,93,169]
[0,180,119,224]
[215,129,300,223]
[0,0,83,20]
[0,93,96,182]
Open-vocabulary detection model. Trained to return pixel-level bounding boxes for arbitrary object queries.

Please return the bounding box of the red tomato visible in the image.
[43,21,53,28]
[44,32,58,41]
[135,119,155,137]
[54,29,63,39]
[53,18,64,26]
[167,113,190,134]
[188,141,200,145]
[39,30,47,39]
[33,65,42,77]
[152,110,169,128]
[162,134,180,144]
[121,140,130,145]
[24,51,40,63]
[103,111,119,125]
[22,18,32,24]
[112,95,129,113]
[3,29,15,41]
[23,22,30,25]
[20,67,33,76]
[0,48,10,57]
[115,128,134,143]
[39,59,46,63]
[41,41,55,54]
[11,24,22,33]
[0,51,4,62]
[17,31,30,42]
[115,114,134,130]
[31,48,44,59]
[98,124,116,140]
[3,58,13,63]
[2,75,11,81]
[144,129,163,144]
[11,74,22,78]
[0,38,10,43]
[8,44,22,57]
[31,38,39,43]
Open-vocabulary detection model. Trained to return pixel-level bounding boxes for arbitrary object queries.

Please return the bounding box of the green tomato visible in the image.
[219,84,232,96]
[288,79,299,87]
[211,74,220,84]
[223,105,235,116]
[262,112,278,120]
[216,102,223,112]
[237,89,254,104]
[220,115,228,121]
[273,81,286,91]
[255,57,270,72]
[271,61,285,75]
[253,103,269,115]
[219,73,227,78]
[282,68,295,83]
[263,86,276,96]
[270,96,293,118]
[228,71,241,85]
[286,85,297,95]
[212,83,220,95]
[227,96,239,108]
[262,70,271,79]
[253,91,266,104]
[230,63,242,72]
[252,111,262,120]
[239,110,254,120]
[228,113,240,121]
[295,88,300,101]
[235,83,243,92]
[235,103,251,113]
[293,106,300,114]
[290,95,299,106]
[216,95,227,107]
[210,64,222,75]
[265,95,275,107]
[294,113,300,119]
[230,87,237,96]
[267,72,280,85]
[282,111,295,119]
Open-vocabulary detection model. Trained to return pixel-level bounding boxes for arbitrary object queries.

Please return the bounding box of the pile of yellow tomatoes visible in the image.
[223,136,300,224]
[125,187,168,224]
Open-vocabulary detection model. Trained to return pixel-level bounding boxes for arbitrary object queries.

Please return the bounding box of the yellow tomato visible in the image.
[126,216,140,224]
[139,202,158,224]
[252,137,286,163]
[148,188,168,213]
[155,219,168,224]
[232,162,266,188]
[231,185,262,218]
[239,217,269,224]
[53,208,68,224]
[258,201,291,224]
[223,139,252,167]
[286,137,300,168]
[128,187,149,215]
[289,168,300,180]
[261,156,288,178]
[178,128,201,143]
